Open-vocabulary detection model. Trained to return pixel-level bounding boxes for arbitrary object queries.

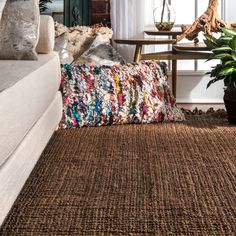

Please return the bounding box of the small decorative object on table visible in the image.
[205,28,236,124]
[153,0,175,31]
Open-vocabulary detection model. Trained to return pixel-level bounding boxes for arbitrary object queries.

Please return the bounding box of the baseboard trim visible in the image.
[176,99,224,104]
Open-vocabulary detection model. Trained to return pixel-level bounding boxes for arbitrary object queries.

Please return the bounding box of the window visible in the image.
[149,0,226,71]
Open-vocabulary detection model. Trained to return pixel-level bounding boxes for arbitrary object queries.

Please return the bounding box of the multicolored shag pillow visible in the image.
[60,61,185,128]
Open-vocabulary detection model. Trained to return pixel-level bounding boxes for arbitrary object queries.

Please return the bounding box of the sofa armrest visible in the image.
[36,15,55,54]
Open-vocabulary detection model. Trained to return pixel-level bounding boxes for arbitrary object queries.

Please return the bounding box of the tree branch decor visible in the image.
[176,0,236,43]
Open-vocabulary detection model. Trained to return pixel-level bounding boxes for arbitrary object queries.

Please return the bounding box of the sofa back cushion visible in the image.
[0,0,40,60]
[36,15,55,54]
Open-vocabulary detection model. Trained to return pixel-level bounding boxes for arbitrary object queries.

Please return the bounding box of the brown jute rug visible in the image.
[0,114,236,236]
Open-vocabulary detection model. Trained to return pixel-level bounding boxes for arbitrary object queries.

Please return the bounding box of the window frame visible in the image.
[165,0,226,72]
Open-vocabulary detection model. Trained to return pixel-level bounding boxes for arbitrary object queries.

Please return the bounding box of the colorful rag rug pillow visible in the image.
[60,61,185,128]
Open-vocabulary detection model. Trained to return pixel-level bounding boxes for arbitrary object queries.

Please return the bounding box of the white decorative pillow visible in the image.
[73,34,125,66]
[0,0,7,21]
[0,0,40,60]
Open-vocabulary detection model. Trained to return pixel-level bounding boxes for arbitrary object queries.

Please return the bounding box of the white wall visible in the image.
[171,72,224,104]
[225,1,236,23]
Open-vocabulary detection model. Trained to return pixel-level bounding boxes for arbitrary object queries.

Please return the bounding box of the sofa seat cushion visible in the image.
[0,52,61,168]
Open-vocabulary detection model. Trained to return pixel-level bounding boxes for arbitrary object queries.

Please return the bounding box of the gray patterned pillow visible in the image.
[0,0,40,60]
[73,33,125,66]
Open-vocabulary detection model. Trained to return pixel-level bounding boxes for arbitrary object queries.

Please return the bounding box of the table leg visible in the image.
[172,60,177,98]
[134,45,142,62]
[171,34,177,98]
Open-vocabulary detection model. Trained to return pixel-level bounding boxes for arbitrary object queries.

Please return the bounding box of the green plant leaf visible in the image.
[221,28,236,37]
[223,60,236,67]
[39,0,52,13]
[230,36,236,50]
[203,34,219,49]
[231,50,236,61]
[217,36,232,46]
[224,76,236,90]
[210,68,217,77]
[203,40,214,50]
[212,46,232,53]
[218,67,236,77]
[207,77,224,89]
[210,64,224,78]
[207,53,233,61]
[205,29,236,90]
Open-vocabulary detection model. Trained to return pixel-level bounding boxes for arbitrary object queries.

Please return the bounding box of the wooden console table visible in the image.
[114,30,211,97]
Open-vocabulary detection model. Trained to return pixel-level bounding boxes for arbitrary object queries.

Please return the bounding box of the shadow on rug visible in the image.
[182,107,231,129]
[0,114,235,235]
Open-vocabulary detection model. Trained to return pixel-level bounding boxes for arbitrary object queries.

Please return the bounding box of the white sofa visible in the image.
[0,16,62,225]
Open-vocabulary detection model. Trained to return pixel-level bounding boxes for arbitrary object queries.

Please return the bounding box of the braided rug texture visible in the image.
[0,115,236,235]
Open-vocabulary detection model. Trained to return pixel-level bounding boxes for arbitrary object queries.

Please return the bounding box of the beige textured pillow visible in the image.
[0,0,40,60]
[67,26,113,58]
[54,23,113,59]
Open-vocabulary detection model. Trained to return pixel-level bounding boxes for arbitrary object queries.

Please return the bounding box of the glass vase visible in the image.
[153,0,176,31]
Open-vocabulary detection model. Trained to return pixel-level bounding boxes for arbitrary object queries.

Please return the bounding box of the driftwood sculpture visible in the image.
[176,0,236,43]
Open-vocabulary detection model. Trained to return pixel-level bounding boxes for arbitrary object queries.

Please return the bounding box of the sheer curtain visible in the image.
[110,0,156,62]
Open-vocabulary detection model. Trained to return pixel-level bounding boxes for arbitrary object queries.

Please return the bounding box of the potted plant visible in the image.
[204,28,236,124]
[39,0,52,13]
